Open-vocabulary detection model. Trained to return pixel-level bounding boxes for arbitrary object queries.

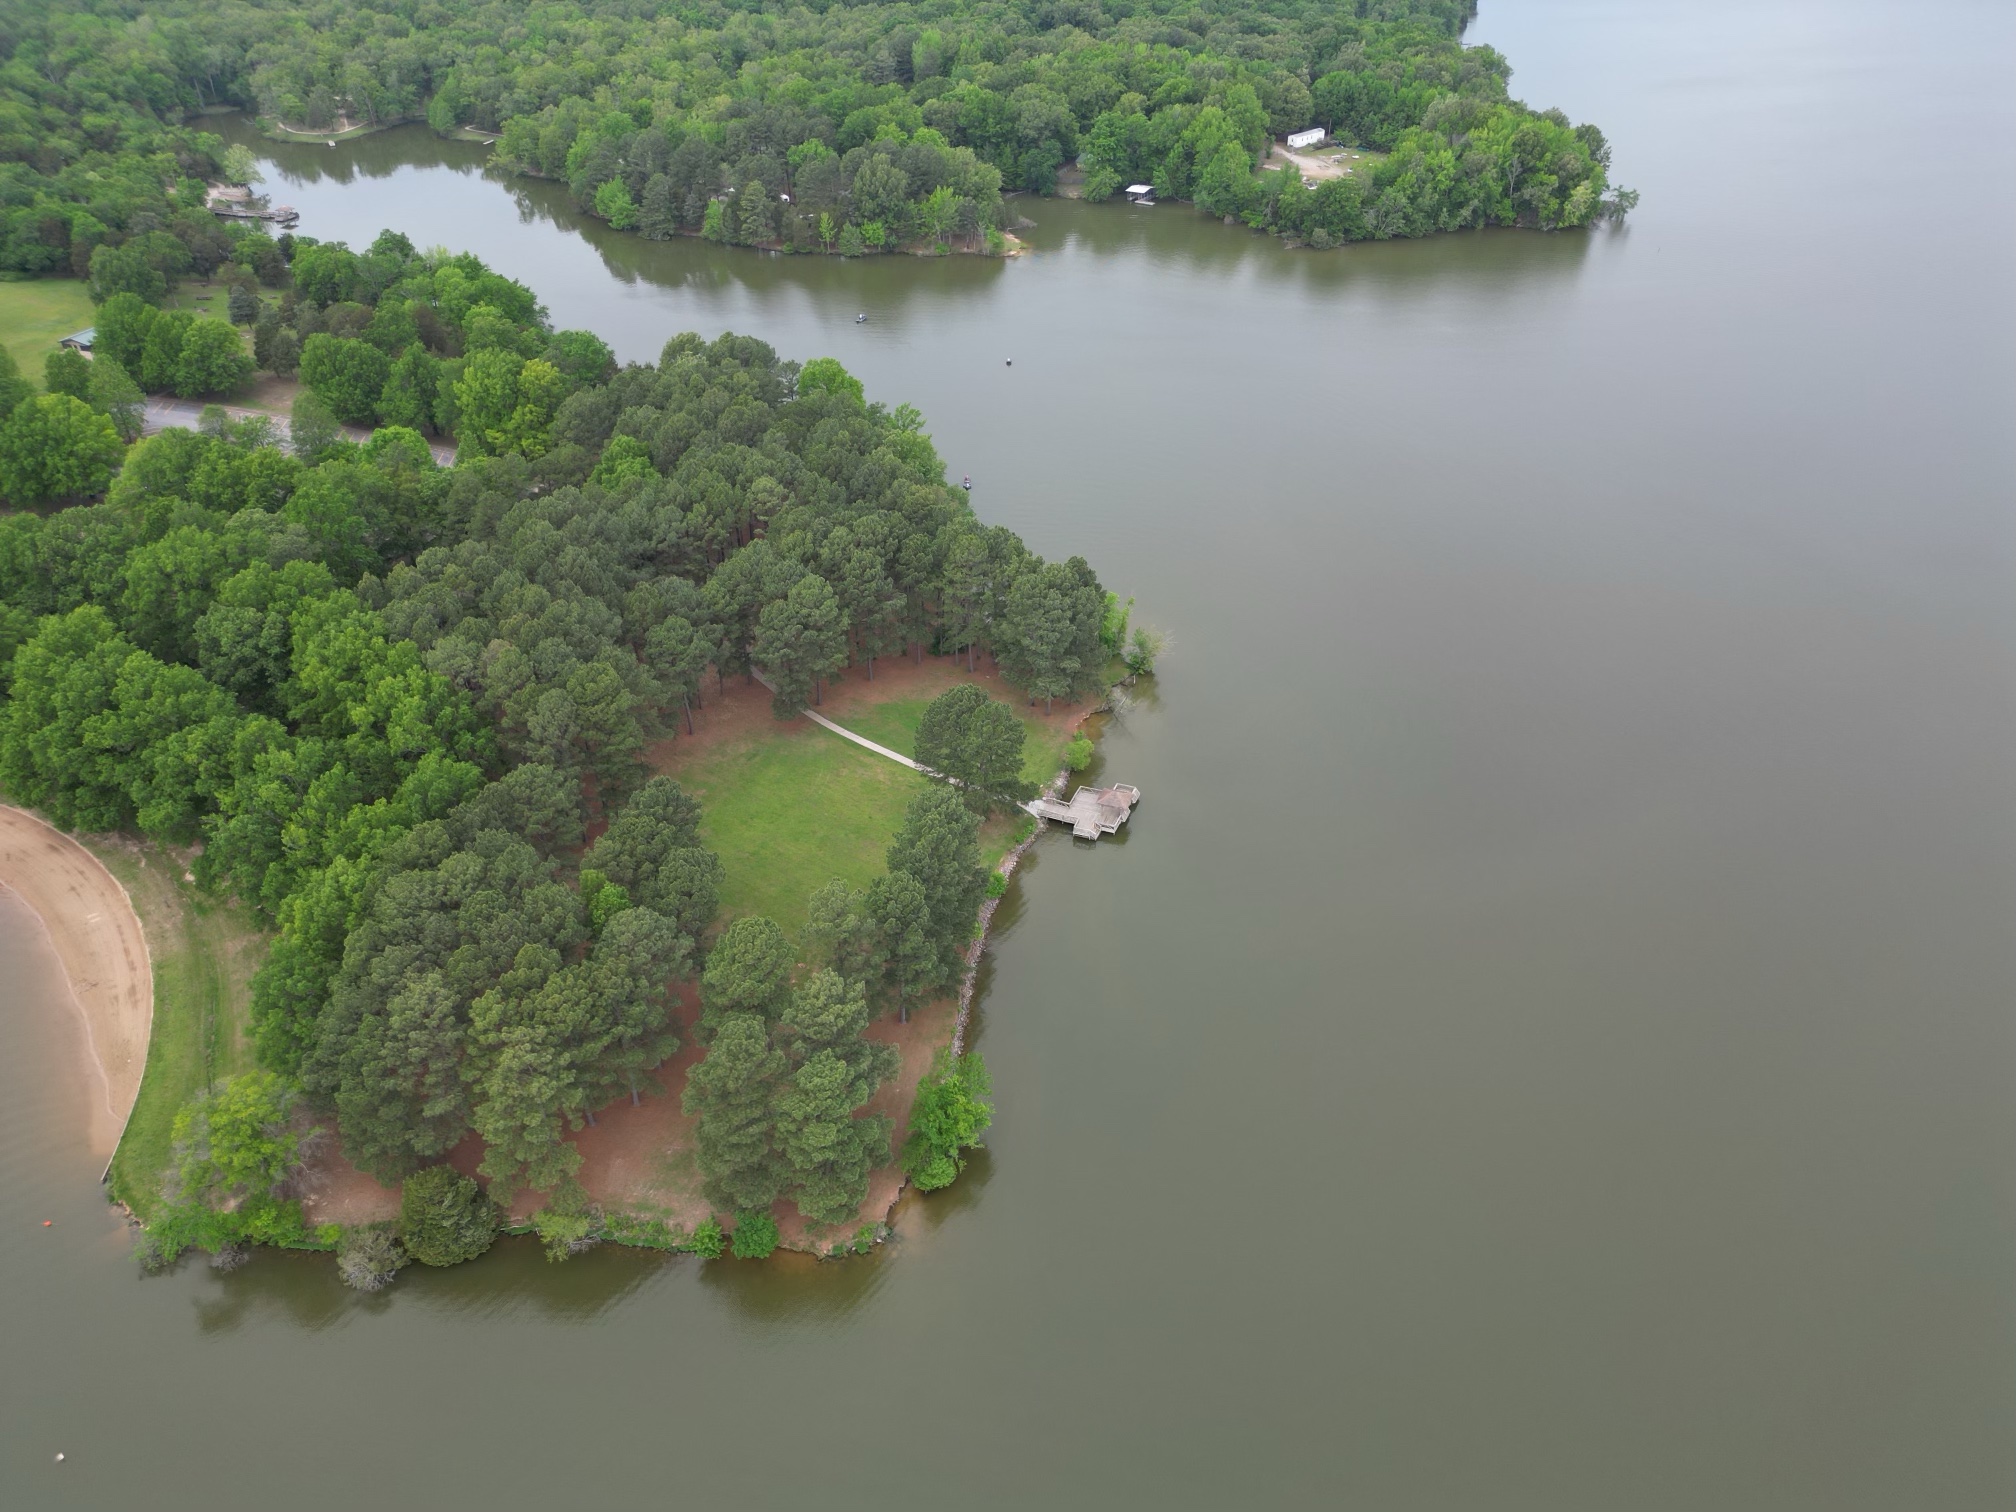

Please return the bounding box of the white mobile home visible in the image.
[1285,128,1326,150]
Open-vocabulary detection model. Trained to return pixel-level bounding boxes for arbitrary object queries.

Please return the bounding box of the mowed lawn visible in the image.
[669,717,931,935]
[97,842,263,1219]
[0,278,95,387]
[653,676,1046,937]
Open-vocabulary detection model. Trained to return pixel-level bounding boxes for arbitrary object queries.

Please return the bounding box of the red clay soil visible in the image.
[817,649,1101,740]
[299,1138,401,1226]
[637,667,783,770]
[640,650,1102,776]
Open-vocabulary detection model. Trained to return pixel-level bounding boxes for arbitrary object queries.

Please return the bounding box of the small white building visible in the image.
[1125,183,1155,204]
[1286,128,1326,150]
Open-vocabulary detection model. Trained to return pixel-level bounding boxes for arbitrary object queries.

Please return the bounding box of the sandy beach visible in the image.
[0,806,152,1162]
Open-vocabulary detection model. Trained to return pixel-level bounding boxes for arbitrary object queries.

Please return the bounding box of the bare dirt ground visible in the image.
[0,807,152,1162]
[300,982,962,1247]
[1262,143,1376,182]
[640,666,789,768]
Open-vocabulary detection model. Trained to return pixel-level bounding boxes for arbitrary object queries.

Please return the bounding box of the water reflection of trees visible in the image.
[217,123,1590,327]
[185,1233,665,1334]
[1024,196,1597,297]
[211,117,494,189]
[494,173,1015,329]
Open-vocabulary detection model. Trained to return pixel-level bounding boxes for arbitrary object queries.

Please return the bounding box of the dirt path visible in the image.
[0,807,153,1162]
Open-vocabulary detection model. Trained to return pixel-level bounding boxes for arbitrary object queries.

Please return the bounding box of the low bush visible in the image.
[689,1215,727,1258]
[902,1051,993,1192]
[337,1226,410,1291]
[399,1166,498,1267]
[730,1209,779,1259]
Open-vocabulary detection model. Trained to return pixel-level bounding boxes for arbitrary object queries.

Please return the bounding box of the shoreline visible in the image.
[0,806,153,1165]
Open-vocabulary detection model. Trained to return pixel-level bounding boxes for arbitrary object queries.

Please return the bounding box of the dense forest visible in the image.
[0,283,1095,1259]
[0,0,1629,275]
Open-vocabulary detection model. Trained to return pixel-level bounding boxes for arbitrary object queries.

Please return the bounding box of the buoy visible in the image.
[1005,358,1012,366]
[42,1220,51,1226]
[856,313,866,323]
[55,1453,65,1463]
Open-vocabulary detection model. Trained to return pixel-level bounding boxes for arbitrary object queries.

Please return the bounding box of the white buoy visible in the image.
[1006,358,1013,366]
[54,1453,65,1463]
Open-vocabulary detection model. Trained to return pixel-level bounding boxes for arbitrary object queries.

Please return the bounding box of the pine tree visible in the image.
[682,1011,786,1213]
[774,1050,892,1226]
[802,880,879,985]
[839,546,903,679]
[582,906,684,1106]
[885,786,989,980]
[581,777,721,967]
[698,915,794,1037]
[753,572,849,715]
[772,969,897,1226]
[644,615,710,734]
[640,173,678,239]
[737,180,773,245]
[866,869,936,1018]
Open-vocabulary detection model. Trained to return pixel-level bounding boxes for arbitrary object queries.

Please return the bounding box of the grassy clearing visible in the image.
[0,278,95,387]
[162,277,233,317]
[670,719,929,934]
[656,683,1037,936]
[96,840,265,1219]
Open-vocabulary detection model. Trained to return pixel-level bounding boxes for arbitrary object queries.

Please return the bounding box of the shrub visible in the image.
[44,347,91,399]
[730,1209,779,1259]
[533,1203,599,1262]
[689,1215,726,1258]
[1063,734,1094,772]
[985,870,1009,899]
[398,1166,498,1267]
[337,1226,409,1291]
[902,1051,993,1192]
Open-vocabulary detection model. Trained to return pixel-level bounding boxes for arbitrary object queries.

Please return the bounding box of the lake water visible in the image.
[5,2,2014,1507]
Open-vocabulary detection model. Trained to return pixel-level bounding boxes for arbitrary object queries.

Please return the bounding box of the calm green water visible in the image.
[6,2,2014,1507]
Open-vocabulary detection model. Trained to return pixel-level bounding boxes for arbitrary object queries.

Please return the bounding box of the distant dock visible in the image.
[210,203,299,225]
[206,187,299,226]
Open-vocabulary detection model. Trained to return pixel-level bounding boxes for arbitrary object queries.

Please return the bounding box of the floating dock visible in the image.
[1028,783,1141,840]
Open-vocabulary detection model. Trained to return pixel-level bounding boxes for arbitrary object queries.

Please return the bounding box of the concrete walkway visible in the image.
[749,667,1093,830]
[801,705,925,770]
[749,669,926,771]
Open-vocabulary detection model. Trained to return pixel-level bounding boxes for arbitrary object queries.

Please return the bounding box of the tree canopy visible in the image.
[0,0,1626,286]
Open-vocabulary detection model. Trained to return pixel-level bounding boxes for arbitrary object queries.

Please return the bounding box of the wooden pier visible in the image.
[211,205,298,226]
[1028,783,1141,840]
